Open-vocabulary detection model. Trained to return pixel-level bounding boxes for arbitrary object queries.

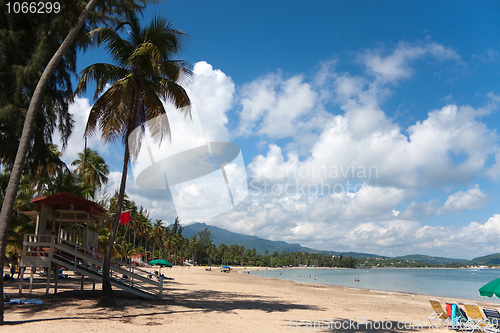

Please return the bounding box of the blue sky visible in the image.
[59,0,500,259]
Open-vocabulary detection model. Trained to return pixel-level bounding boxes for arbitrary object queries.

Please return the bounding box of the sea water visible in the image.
[251,268,500,303]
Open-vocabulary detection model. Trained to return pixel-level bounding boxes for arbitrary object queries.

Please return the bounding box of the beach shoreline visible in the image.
[249,266,500,304]
[1,266,492,332]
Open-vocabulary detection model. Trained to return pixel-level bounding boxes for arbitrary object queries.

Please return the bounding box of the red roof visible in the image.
[31,192,106,215]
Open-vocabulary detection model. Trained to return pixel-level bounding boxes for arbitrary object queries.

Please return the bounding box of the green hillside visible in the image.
[395,254,469,265]
[470,253,500,265]
[180,223,474,265]
[182,222,384,258]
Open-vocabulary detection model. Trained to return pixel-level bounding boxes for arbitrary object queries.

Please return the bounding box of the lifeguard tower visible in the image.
[19,192,162,298]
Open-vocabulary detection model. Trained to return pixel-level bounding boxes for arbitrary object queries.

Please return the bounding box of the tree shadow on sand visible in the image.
[168,288,325,313]
[4,288,324,326]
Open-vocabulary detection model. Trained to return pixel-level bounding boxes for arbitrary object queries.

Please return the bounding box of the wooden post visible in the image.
[53,263,58,294]
[47,236,54,295]
[45,265,51,295]
[29,267,34,294]
[159,276,163,297]
[18,267,25,294]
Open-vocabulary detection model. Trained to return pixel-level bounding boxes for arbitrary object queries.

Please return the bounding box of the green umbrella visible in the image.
[149,259,172,267]
[149,259,172,277]
[479,278,500,298]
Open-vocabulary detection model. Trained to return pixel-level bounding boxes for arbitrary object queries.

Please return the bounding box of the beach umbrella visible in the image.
[479,278,500,298]
[149,259,172,267]
[149,259,172,276]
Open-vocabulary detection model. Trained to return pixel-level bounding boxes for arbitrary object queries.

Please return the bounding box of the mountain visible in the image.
[395,254,469,265]
[181,222,317,255]
[181,222,382,258]
[470,253,500,266]
[180,223,474,264]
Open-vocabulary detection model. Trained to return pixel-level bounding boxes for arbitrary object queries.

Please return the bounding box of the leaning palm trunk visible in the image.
[0,0,98,324]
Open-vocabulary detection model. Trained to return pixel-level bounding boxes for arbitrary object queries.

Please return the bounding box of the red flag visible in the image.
[120,211,131,226]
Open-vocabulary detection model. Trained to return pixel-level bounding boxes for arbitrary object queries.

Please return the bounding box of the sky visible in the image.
[56,0,500,259]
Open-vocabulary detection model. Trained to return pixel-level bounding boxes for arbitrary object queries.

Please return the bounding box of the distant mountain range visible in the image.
[393,254,469,265]
[470,253,500,266]
[181,222,500,265]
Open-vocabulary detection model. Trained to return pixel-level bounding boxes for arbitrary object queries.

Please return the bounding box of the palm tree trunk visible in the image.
[99,143,129,306]
[0,0,98,324]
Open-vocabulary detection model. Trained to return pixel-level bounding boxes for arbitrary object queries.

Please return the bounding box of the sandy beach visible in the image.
[1,266,493,332]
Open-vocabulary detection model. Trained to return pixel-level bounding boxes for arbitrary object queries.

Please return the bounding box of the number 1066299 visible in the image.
[6,2,61,14]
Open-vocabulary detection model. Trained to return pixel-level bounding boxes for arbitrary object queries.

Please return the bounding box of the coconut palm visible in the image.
[74,15,191,305]
[0,1,100,321]
[151,220,164,259]
[71,148,109,199]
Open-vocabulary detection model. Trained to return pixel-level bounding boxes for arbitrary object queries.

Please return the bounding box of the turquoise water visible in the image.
[251,268,500,303]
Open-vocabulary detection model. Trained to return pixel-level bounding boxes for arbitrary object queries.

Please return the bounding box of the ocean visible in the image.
[251,267,500,303]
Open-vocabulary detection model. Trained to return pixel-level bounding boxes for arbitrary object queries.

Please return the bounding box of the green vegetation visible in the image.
[470,253,500,266]
[362,257,467,268]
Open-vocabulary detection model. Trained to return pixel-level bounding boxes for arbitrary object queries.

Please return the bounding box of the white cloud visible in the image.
[361,42,460,83]
[53,96,105,168]
[237,72,329,143]
[440,185,486,213]
[186,61,234,142]
[222,41,497,259]
[341,185,406,220]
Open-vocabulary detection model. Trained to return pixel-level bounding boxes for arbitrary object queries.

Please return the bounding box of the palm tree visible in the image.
[189,235,199,265]
[71,148,109,199]
[74,15,191,304]
[151,220,164,259]
[218,243,229,266]
[0,0,100,322]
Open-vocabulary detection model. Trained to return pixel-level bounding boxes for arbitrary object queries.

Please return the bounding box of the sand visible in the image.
[1,266,493,332]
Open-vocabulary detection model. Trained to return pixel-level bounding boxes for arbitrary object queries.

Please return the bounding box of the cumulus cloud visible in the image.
[186,61,234,142]
[440,185,486,213]
[361,42,460,83]
[221,40,497,258]
[237,72,331,151]
[53,96,106,168]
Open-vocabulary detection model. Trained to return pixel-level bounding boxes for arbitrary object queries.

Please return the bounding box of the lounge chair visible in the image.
[428,299,451,328]
[482,308,500,333]
[446,302,467,329]
[463,303,488,332]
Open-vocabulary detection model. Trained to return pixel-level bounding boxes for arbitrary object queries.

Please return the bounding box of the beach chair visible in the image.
[428,299,451,328]
[445,302,467,329]
[482,308,500,333]
[463,303,488,332]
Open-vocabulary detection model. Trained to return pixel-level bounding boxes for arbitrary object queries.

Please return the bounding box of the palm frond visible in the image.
[91,26,133,67]
[75,63,129,100]
[158,78,191,113]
